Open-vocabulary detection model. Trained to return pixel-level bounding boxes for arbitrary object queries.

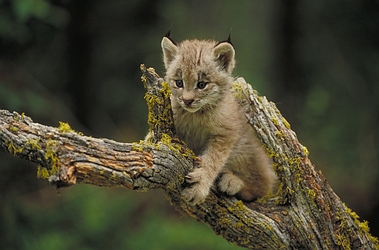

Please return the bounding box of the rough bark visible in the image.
[0,65,378,249]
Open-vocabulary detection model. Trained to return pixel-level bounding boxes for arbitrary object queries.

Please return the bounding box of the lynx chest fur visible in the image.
[161,35,276,205]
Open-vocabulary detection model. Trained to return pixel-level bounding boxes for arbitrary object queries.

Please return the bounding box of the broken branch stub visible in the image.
[141,64,177,143]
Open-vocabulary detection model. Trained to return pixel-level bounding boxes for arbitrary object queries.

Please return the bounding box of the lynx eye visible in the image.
[197,81,208,89]
[175,80,184,88]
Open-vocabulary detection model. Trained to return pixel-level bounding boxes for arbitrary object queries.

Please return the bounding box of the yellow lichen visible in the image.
[111,172,118,179]
[334,205,379,249]
[227,200,247,213]
[302,146,309,156]
[282,117,291,129]
[141,75,147,83]
[160,81,171,99]
[131,140,146,152]
[9,126,18,133]
[272,117,279,126]
[160,133,172,145]
[275,130,284,140]
[346,206,379,248]
[58,121,74,133]
[295,173,303,182]
[159,133,195,160]
[288,157,302,171]
[231,82,245,100]
[263,144,277,158]
[144,92,167,129]
[37,139,60,179]
[307,188,316,200]
[36,165,50,179]
[272,182,287,204]
[27,138,41,150]
[286,186,295,195]
[6,140,23,155]
[58,121,84,135]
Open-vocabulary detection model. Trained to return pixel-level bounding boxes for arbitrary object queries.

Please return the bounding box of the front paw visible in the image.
[218,172,244,196]
[182,167,211,205]
[181,185,209,205]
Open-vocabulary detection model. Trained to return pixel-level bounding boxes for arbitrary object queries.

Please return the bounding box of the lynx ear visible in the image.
[213,42,235,74]
[161,36,178,69]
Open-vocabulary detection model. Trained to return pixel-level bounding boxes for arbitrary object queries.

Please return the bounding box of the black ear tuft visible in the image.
[164,30,177,45]
[215,33,234,48]
[165,30,171,38]
[226,33,232,45]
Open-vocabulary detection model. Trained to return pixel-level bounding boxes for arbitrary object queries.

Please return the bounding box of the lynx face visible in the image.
[169,73,222,113]
[161,38,235,113]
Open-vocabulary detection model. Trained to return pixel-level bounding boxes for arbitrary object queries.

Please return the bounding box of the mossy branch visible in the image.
[0,65,378,249]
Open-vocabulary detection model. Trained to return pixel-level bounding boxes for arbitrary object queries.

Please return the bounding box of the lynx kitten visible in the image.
[160,34,276,205]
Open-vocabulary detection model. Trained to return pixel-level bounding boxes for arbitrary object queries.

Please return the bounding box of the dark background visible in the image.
[1,0,378,249]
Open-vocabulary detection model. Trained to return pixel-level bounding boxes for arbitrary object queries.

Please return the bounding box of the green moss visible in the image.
[37,139,60,179]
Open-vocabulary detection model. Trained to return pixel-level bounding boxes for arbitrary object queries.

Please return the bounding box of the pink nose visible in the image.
[183,99,194,106]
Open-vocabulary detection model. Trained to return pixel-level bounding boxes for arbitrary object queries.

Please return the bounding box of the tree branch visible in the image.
[0,65,378,249]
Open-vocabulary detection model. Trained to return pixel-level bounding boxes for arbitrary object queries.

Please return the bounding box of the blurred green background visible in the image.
[1,0,378,249]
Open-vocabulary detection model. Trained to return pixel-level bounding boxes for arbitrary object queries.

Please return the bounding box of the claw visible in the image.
[194,157,202,167]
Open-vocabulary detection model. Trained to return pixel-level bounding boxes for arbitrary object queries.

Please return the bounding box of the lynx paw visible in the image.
[218,173,244,196]
[182,166,212,205]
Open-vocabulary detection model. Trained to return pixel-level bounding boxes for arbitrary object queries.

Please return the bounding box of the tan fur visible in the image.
[160,37,276,205]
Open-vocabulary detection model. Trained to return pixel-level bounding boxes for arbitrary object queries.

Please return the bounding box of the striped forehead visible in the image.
[178,40,216,66]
